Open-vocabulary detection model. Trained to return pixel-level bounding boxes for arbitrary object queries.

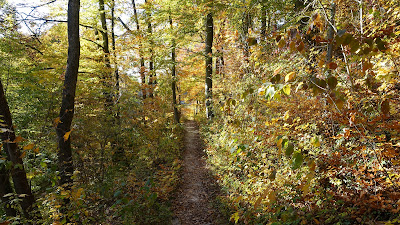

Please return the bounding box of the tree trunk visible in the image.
[132,0,146,99]
[110,0,124,161]
[0,161,16,217]
[170,15,180,123]
[111,0,119,102]
[0,79,39,222]
[205,12,213,119]
[56,0,80,220]
[145,0,155,98]
[260,3,267,41]
[99,0,113,106]
[326,3,336,64]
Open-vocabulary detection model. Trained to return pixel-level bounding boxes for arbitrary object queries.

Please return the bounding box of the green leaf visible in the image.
[375,38,387,51]
[285,142,294,157]
[311,136,320,147]
[269,169,277,181]
[327,76,337,89]
[292,152,303,170]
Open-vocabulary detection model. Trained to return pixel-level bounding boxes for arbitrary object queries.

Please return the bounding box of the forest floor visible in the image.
[172,120,228,225]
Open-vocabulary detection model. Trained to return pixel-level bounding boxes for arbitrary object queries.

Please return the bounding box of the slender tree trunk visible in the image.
[0,79,40,223]
[132,0,147,99]
[56,0,80,220]
[215,20,225,76]
[169,15,180,123]
[110,0,124,161]
[260,3,267,41]
[326,3,336,64]
[111,0,119,102]
[145,0,155,98]
[99,0,113,106]
[241,5,251,62]
[205,12,213,119]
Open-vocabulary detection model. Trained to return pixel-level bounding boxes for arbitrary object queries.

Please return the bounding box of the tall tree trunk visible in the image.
[99,0,113,106]
[205,12,213,119]
[145,0,155,98]
[110,0,124,161]
[0,80,40,223]
[56,0,80,220]
[132,0,146,99]
[111,0,119,102]
[169,15,180,123]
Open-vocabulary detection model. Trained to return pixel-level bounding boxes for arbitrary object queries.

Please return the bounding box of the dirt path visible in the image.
[172,120,226,225]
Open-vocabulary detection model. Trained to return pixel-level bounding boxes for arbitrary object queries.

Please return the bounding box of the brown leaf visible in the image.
[328,62,337,69]
[297,41,305,52]
[381,99,390,117]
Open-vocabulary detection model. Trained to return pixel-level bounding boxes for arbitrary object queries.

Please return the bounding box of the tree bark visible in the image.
[99,0,113,106]
[0,79,39,222]
[56,0,80,219]
[326,3,336,64]
[205,12,213,119]
[260,3,267,41]
[132,0,147,99]
[170,15,180,123]
[0,160,16,217]
[145,0,155,98]
[111,0,119,101]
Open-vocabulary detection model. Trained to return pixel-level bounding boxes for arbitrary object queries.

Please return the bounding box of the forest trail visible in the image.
[172,120,226,225]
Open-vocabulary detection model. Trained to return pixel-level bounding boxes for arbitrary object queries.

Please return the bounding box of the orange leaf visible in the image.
[63,130,72,142]
[23,143,35,151]
[14,136,23,143]
[53,117,61,127]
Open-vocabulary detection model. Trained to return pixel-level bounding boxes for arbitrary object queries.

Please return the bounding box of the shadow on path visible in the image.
[172,120,228,225]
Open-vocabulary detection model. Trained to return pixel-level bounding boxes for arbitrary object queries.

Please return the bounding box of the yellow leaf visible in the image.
[285,72,296,82]
[277,138,283,150]
[274,66,282,76]
[63,130,72,142]
[230,212,240,223]
[60,190,69,197]
[268,191,276,202]
[283,111,290,120]
[72,188,84,200]
[254,191,268,209]
[23,143,35,151]
[278,39,286,48]
[20,151,26,158]
[33,148,40,154]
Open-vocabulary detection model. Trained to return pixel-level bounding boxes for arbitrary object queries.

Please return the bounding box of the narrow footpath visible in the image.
[172,120,227,225]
